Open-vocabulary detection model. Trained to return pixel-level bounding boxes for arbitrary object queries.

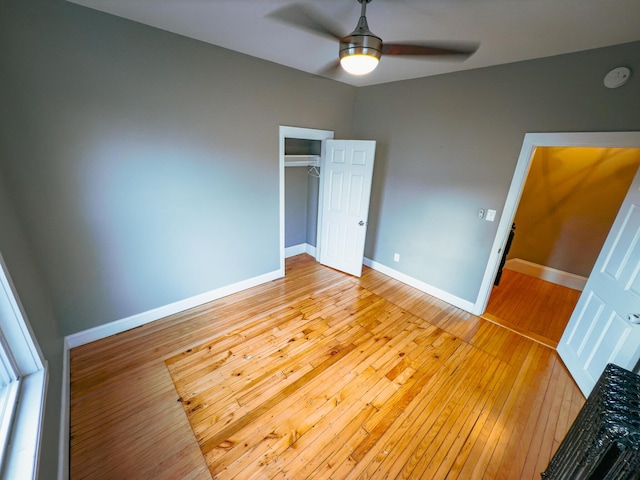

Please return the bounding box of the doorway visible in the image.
[475,132,640,342]
[279,126,334,275]
[483,146,640,346]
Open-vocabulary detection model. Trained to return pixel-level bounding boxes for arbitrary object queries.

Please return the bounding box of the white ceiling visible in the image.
[67,0,640,87]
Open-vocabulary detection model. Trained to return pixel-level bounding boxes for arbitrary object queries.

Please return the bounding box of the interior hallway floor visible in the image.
[483,268,582,349]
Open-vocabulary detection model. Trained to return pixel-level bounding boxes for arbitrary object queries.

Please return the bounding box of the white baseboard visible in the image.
[65,268,282,349]
[284,244,305,257]
[363,258,476,313]
[505,258,586,291]
[285,243,316,258]
[58,339,69,480]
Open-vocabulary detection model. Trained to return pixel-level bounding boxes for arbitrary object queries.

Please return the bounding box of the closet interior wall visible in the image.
[284,138,321,249]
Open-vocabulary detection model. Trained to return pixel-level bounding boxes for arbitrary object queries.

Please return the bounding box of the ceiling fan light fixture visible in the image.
[340,53,379,75]
[339,29,382,76]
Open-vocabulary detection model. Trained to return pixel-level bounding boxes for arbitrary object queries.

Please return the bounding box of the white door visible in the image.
[318,140,376,277]
[558,166,640,396]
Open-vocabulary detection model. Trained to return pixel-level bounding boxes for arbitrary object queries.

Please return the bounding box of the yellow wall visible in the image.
[508,147,640,277]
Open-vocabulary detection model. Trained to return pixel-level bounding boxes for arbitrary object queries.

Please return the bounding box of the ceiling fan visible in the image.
[269,0,478,76]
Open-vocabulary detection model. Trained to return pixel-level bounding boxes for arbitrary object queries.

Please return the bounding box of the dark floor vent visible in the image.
[541,363,640,480]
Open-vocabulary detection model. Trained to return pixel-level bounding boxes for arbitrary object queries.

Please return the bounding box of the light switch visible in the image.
[486,209,497,222]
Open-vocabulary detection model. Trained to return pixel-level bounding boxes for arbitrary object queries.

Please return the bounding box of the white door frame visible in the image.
[474,131,640,316]
[279,126,334,275]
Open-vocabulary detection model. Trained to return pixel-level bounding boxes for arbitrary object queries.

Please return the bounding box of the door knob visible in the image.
[628,313,640,324]
[359,220,365,226]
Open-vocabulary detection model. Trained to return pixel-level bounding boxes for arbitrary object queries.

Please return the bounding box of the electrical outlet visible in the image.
[393,253,400,262]
[478,209,485,219]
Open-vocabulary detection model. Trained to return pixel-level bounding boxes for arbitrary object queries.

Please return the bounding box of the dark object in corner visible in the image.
[494,223,516,286]
[541,363,640,479]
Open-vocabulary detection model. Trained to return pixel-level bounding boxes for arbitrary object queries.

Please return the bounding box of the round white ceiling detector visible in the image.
[603,67,631,88]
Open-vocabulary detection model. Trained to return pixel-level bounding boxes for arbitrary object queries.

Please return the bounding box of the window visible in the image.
[0,331,21,468]
[0,253,47,480]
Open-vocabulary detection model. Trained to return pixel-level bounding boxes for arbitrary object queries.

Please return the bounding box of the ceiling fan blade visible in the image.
[266,4,344,41]
[382,42,479,58]
[316,60,342,79]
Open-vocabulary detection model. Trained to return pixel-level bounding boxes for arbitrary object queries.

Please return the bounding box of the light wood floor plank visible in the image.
[484,269,581,347]
[70,254,585,479]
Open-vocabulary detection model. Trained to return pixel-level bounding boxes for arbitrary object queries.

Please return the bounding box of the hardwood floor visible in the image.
[70,254,585,479]
[483,269,581,348]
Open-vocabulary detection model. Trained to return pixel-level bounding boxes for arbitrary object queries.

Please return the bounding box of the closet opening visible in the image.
[284,138,322,259]
[278,126,334,275]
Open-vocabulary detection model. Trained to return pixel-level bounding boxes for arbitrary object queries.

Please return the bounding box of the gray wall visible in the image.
[353,41,640,303]
[0,0,356,336]
[0,171,63,480]
[306,172,320,247]
[285,167,309,247]
[284,167,320,248]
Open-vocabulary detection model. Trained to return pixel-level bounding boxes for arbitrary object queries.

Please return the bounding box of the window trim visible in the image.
[0,253,47,480]
[0,378,21,466]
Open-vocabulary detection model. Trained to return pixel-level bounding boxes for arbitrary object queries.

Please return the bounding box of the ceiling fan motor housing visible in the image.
[339,33,382,61]
[339,13,382,62]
